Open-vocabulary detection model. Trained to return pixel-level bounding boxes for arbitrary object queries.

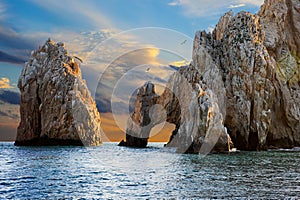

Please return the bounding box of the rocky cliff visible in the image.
[15,39,102,146]
[121,0,299,152]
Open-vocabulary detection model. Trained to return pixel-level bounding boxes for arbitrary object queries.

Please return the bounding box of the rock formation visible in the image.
[15,39,102,146]
[119,82,158,148]
[121,0,299,152]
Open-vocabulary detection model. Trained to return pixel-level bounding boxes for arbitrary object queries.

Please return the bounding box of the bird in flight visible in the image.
[181,40,187,45]
[146,67,150,72]
[73,56,83,63]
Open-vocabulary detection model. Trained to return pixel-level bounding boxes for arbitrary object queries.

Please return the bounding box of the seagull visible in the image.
[181,40,187,45]
[73,56,83,63]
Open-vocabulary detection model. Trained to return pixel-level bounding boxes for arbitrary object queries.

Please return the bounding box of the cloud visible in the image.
[0,97,20,134]
[207,25,215,33]
[112,48,160,67]
[0,0,117,62]
[0,77,13,89]
[239,0,264,6]
[168,1,179,6]
[68,28,192,116]
[73,27,192,97]
[0,27,43,62]
[0,1,40,57]
[0,2,5,21]
[0,3,40,61]
[169,60,190,67]
[0,51,25,64]
[100,111,175,142]
[0,101,19,141]
[29,0,115,30]
[94,47,166,114]
[229,4,246,9]
[167,0,264,17]
[0,89,20,105]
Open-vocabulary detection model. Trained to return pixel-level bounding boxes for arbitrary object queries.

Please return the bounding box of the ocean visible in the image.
[0,142,299,199]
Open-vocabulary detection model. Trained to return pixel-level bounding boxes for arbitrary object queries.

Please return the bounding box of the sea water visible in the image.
[0,142,299,199]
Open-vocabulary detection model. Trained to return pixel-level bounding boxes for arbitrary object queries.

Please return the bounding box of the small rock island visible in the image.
[15,39,102,146]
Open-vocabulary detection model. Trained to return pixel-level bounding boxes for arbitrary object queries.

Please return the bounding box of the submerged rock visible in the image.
[122,0,299,152]
[15,39,102,146]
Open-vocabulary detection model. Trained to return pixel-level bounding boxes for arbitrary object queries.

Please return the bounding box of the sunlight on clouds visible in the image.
[100,112,125,142]
[0,77,13,89]
[146,48,160,63]
[100,111,174,142]
[0,98,20,141]
[16,27,192,97]
[113,48,161,67]
[15,27,192,111]
[169,60,190,67]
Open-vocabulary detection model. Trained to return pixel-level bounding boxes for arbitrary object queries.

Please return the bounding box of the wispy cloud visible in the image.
[0,26,42,62]
[239,0,264,6]
[207,25,215,33]
[29,0,116,30]
[0,94,20,141]
[168,1,179,6]
[229,4,246,9]
[0,50,25,64]
[0,0,118,61]
[0,77,13,89]
[168,0,264,17]
[0,2,41,61]
[0,2,5,21]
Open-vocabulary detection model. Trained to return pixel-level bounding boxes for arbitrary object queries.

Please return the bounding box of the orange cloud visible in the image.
[169,60,190,67]
[0,94,20,143]
[0,77,13,89]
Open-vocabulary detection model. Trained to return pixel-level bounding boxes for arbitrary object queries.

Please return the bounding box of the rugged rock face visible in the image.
[119,82,158,148]
[205,0,300,150]
[257,0,300,148]
[15,39,102,146]
[119,64,233,153]
[122,0,299,152]
[159,64,232,153]
[120,67,233,153]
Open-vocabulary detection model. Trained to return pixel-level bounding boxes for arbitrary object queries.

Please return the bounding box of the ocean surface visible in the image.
[0,142,299,199]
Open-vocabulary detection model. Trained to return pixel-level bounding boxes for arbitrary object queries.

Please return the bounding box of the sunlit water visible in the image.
[0,142,299,199]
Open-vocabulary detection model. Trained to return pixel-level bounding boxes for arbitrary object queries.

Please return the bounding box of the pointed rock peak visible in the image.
[16,39,102,146]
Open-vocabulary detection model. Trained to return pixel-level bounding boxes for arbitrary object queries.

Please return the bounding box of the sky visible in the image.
[0,0,264,141]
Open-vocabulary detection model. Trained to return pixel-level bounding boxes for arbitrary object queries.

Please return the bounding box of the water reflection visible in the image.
[0,142,299,199]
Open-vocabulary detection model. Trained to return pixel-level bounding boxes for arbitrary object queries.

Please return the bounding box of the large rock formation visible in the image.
[208,0,300,150]
[15,39,102,146]
[121,0,299,152]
